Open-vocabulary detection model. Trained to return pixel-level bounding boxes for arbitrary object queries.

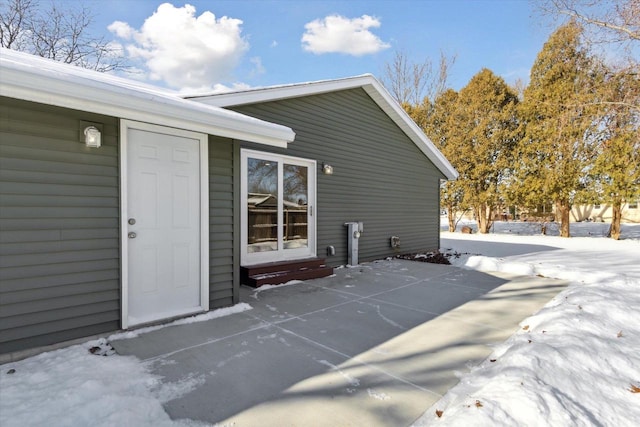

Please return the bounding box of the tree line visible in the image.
[2,0,637,239]
[384,3,639,240]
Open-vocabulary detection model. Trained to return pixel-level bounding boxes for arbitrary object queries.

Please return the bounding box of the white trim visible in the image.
[120,120,209,329]
[120,125,129,330]
[199,137,210,313]
[0,48,294,147]
[188,74,458,180]
[240,149,317,266]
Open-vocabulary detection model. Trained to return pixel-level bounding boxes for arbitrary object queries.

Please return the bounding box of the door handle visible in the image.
[128,232,137,239]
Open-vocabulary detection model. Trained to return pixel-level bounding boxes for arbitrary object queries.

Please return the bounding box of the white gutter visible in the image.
[0,49,295,147]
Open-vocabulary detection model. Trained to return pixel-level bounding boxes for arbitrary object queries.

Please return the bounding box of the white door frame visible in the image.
[241,149,317,266]
[120,120,209,329]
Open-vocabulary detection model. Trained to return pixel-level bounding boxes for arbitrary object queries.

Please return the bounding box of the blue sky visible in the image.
[78,0,553,93]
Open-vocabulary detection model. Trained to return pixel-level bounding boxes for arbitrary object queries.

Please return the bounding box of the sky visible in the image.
[73,0,555,94]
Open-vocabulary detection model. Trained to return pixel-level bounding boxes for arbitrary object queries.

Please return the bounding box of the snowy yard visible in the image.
[1,221,638,426]
[413,220,640,426]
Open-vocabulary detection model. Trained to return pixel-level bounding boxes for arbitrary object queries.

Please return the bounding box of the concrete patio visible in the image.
[111,257,568,426]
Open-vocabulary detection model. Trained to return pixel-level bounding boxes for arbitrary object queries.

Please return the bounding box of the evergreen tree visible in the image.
[517,22,598,237]
[451,69,519,233]
[421,89,468,232]
[590,69,640,239]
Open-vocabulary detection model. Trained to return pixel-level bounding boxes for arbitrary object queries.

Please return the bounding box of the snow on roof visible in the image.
[0,49,294,147]
[186,74,458,180]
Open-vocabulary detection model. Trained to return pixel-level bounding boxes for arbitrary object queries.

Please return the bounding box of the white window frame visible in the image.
[241,149,316,266]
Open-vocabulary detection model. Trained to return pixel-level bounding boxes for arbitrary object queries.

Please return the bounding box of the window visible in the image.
[241,150,316,265]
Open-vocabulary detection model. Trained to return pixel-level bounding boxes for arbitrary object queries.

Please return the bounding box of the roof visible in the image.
[0,49,294,148]
[185,75,458,180]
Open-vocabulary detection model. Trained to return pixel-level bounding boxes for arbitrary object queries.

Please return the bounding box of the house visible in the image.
[186,76,457,266]
[0,49,456,357]
[568,202,640,223]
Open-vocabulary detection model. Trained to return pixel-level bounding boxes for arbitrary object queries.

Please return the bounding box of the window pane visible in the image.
[283,164,308,249]
[247,158,278,253]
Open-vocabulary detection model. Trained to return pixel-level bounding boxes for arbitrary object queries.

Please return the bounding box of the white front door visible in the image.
[121,121,208,328]
[241,149,316,265]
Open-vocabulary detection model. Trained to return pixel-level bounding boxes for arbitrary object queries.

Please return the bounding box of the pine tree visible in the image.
[517,22,598,237]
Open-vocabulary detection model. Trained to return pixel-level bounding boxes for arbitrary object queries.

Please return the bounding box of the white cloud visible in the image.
[107,21,133,39]
[301,14,390,56]
[104,40,125,58]
[108,3,248,90]
[179,82,252,96]
[249,56,265,76]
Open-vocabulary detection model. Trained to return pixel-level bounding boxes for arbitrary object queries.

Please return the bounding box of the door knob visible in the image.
[128,232,137,239]
[128,218,136,225]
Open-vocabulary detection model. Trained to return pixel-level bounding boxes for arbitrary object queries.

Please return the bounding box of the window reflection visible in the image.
[246,158,309,255]
[283,164,308,249]
[247,158,278,253]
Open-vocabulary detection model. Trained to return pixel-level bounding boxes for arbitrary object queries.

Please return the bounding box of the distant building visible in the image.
[569,201,640,223]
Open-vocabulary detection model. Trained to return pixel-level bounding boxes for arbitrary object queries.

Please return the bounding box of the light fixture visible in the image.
[84,126,101,148]
[322,163,334,175]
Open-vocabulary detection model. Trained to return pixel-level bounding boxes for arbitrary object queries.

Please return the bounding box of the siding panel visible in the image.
[2,270,119,293]
[1,308,119,342]
[0,97,120,354]
[2,280,117,304]
[232,88,444,266]
[0,238,119,256]
[208,136,237,309]
[1,322,118,355]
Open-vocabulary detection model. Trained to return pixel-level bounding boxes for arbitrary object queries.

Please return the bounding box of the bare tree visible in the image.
[0,0,125,72]
[535,0,639,114]
[0,0,32,50]
[382,49,456,106]
[510,77,527,100]
[534,0,639,45]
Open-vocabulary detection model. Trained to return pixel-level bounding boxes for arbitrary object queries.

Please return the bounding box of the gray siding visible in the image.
[208,136,238,308]
[233,88,445,266]
[0,97,120,354]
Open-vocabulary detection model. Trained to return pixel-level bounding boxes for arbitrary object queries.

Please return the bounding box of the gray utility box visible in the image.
[344,222,364,265]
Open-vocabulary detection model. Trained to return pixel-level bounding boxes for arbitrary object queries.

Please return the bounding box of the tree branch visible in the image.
[559,7,640,40]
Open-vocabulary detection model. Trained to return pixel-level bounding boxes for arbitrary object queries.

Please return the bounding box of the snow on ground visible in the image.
[248,280,304,298]
[1,221,638,426]
[0,305,252,427]
[108,303,252,340]
[0,338,195,427]
[413,221,640,426]
[444,217,640,240]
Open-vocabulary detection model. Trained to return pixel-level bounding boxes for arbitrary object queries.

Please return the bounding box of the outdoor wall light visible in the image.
[84,126,101,148]
[322,163,334,175]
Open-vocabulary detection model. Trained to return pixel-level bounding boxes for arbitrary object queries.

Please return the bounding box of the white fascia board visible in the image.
[186,75,376,107]
[0,50,294,147]
[189,74,458,180]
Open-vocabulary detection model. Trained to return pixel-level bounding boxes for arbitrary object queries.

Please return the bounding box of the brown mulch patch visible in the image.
[396,251,452,265]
